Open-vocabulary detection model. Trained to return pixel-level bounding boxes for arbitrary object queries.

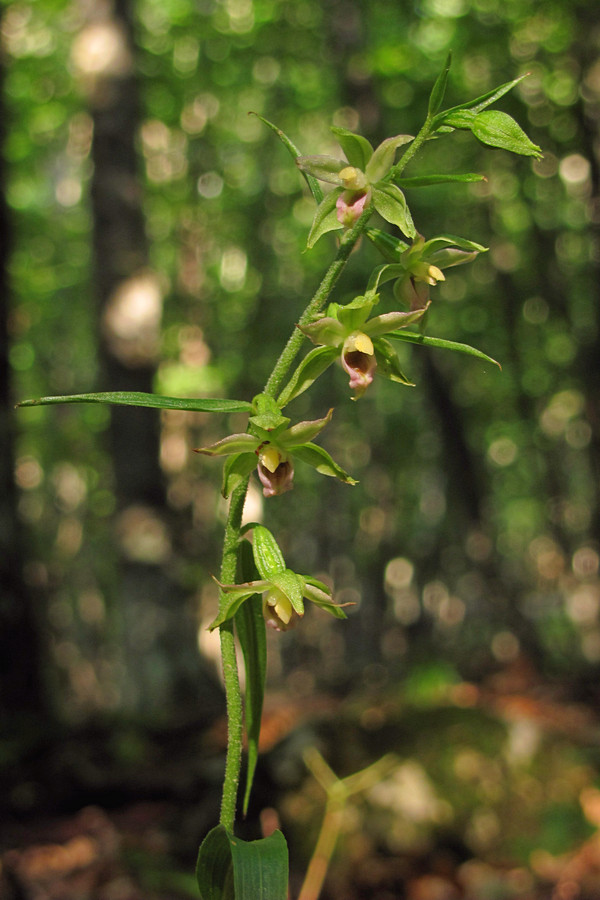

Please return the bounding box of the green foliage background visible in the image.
[4,0,598,724]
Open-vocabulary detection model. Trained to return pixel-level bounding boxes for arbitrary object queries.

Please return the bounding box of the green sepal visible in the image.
[250,393,290,432]
[269,569,306,616]
[196,825,288,900]
[250,113,323,204]
[208,579,272,630]
[296,154,348,185]
[366,262,407,293]
[336,293,378,332]
[365,228,410,262]
[299,317,346,348]
[364,308,428,337]
[302,577,349,620]
[395,173,486,188]
[235,539,266,817]
[365,134,413,183]
[252,524,286,579]
[387,330,502,368]
[292,443,357,485]
[427,50,452,117]
[373,337,414,386]
[280,408,334,448]
[330,126,373,170]
[222,452,257,499]
[471,110,542,158]
[371,184,416,238]
[277,346,338,408]
[196,434,259,457]
[306,188,344,248]
[422,234,488,255]
[17,391,253,413]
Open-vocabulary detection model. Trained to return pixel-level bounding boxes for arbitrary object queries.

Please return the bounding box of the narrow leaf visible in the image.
[388,330,502,367]
[371,184,416,238]
[330,126,373,169]
[251,113,323,203]
[471,110,542,158]
[428,51,452,117]
[17,391,252,413]
[431,73,528,127]
[236,540,267,816]
[395,173,486,187]
[196,826,288,900]
[278,346,338,408]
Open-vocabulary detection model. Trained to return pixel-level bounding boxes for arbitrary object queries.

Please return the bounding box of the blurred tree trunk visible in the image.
[0,44,46,718]
[80,0,210,716]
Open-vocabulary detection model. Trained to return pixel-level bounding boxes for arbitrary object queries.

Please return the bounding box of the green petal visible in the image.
[330,126,373,169]
[307,189,344,249]
[292,442,357,485]
[422,234,488,256]
[280,408,334,447]
[195,433,259,456]
[366,134,413,183]
[371,184,416,239]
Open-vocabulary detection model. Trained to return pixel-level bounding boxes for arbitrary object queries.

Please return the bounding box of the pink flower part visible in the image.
[336,190,369,227]
[257,458,295,497]
[341,333,377,397]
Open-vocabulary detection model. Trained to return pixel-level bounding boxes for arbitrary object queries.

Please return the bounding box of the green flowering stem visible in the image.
[217,117,434,831]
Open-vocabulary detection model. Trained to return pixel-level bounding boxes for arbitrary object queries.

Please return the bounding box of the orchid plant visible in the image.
[19,54,541,899]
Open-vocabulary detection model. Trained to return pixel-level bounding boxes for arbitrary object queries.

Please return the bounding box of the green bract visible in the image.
[209,525,351,631]
[296,128,415,248]
[195,395,357,497]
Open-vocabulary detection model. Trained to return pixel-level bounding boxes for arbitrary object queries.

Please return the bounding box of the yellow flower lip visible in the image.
[338,166,368,191]
[265,588,293,625]
[346,331,374,355]
[260,445,282,473]
[427,264,445,283]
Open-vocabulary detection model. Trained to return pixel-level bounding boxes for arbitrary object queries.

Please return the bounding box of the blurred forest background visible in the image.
[1,0,600,897]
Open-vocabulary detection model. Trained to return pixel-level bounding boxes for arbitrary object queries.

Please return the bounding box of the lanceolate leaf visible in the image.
[236,538,267,817]
[388,330,502,367]
[427,50,452,117]
[431,73,528,128]
[373,338,414,386]
[17,392,252,413]
[250,113,323,204]
[395,173,486,188]
[196,825,288,900]
[292,443,358,484]
[277,346,338,408]
[471,110,542,158]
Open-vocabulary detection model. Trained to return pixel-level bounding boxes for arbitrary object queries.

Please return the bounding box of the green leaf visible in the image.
[17,392,252,413]
[427,51,452,117]
[431,73,528,128]
[471,110,542,158]
[277,346,338,408]
[236,538,267,817]
[250,113,323,203]
[292,443,358,485]
[387,330,502,368]
[196,825,288,900]
[222,453,257,499]
[371,184,416,238]
[330,126,373,169]
[365,134,413,183]
[441,109,476,129]
[373,337,414,386]
[252,525,286,578]
[395,173,486,187]
[306,189,344,248]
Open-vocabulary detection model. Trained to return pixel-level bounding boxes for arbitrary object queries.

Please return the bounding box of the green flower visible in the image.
[298,292,428,399]
[296,127,416,247]
[209,525,352,631]
[195,394,357,497]
[367,230,488,310]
